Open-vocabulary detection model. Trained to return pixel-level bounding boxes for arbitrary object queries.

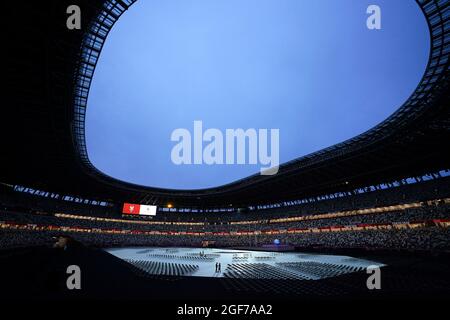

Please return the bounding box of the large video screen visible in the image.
[122,203,157,216]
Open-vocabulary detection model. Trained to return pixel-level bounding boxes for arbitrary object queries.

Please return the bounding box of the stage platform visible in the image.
[106,247,384,280]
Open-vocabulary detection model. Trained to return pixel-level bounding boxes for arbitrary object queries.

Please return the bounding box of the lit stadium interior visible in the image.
[1,0,450,311]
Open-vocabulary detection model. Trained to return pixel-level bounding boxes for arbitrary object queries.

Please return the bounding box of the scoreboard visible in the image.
[122,203,157,216]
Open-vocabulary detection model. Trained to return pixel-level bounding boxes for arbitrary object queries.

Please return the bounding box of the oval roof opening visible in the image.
[86,0,429,190]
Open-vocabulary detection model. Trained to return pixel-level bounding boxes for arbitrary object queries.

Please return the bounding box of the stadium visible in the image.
[1,0,450,307]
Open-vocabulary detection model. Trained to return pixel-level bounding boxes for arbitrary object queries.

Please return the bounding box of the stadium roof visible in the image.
[2,0,449,208]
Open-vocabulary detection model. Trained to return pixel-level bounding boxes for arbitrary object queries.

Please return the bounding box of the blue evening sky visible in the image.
[86,0,429,190]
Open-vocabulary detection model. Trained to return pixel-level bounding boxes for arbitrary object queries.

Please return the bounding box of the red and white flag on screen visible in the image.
[123,203,157,216]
